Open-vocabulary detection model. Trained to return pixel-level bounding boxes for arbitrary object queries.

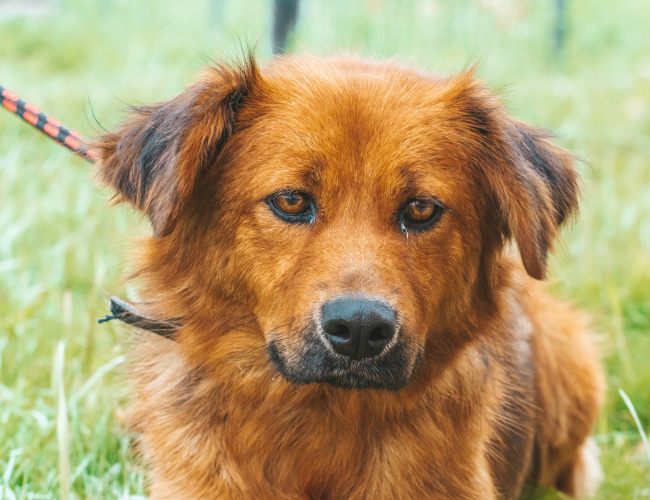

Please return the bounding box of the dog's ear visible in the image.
[92,57,261,237]
[445,73,579,280]
[496,122,579,280]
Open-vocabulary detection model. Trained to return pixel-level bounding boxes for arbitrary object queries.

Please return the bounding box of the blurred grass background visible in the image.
[0,0,649,498]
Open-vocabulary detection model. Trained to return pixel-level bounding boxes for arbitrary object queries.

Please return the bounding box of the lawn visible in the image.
[0,0,649,498]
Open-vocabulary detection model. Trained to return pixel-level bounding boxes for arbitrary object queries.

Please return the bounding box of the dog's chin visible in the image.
[267,335,422,392]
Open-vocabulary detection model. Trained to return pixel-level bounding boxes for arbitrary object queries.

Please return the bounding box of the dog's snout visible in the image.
[321,297,396,359]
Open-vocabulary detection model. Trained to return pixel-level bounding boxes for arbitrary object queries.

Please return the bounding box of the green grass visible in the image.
[0,0,649,498]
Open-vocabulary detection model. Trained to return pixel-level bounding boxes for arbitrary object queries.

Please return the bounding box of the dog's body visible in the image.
[94,56,604,499]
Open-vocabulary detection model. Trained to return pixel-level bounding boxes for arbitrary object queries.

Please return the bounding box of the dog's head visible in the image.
[94,56,578,391]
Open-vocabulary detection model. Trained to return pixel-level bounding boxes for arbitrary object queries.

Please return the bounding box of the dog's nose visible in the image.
[321,297,397,359]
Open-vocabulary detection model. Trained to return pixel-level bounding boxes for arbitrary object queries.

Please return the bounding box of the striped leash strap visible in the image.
[0,83,179,338]
[0,84,97,162]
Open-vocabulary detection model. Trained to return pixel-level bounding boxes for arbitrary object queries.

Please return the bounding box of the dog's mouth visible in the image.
[266,327,423,391]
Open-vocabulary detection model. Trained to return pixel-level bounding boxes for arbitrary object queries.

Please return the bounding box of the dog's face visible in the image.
[94,56,578,391]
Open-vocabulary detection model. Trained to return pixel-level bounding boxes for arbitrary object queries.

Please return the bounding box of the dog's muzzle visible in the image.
[267,296,421,391]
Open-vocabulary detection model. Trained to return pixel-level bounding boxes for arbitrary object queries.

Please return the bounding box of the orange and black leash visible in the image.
[0,83,177,338]
[0,84,97,162]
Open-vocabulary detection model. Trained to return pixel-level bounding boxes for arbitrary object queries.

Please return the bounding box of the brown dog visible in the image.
[93,55,604,499]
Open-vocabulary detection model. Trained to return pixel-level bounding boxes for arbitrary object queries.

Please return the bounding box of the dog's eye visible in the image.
[273,193,309,215]
[406,200,437,222]
[401,199,444,232]
[268,192,315,223]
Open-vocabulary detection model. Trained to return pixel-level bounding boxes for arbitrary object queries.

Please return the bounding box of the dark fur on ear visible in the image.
[501,122,579,279]
[445,72,579,280]
[92,55,261,237]
[493,119,578,280]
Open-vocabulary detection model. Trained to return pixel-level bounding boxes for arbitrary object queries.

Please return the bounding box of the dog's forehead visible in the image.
[226,59,484,206]
[260,58,446,158]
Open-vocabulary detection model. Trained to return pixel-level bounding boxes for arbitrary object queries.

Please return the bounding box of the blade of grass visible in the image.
[1,449,23,500]
[618,388,650,492]
[55,342,70,500]
[69,354,126,409]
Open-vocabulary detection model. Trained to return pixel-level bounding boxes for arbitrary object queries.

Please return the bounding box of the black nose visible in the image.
[321,297,397,359]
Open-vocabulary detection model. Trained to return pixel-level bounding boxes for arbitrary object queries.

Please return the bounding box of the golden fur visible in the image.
[93,55,604,499]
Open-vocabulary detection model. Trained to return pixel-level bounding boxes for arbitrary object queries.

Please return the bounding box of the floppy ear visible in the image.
[92,57,261,237]
[496,121,579,280]
[445,73,579,280]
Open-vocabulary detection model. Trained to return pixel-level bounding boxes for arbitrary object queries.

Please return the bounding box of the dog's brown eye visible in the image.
[273,193,309,215]
[400,198,444,234]
[405,200,438,223]
[268,192,316,225]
